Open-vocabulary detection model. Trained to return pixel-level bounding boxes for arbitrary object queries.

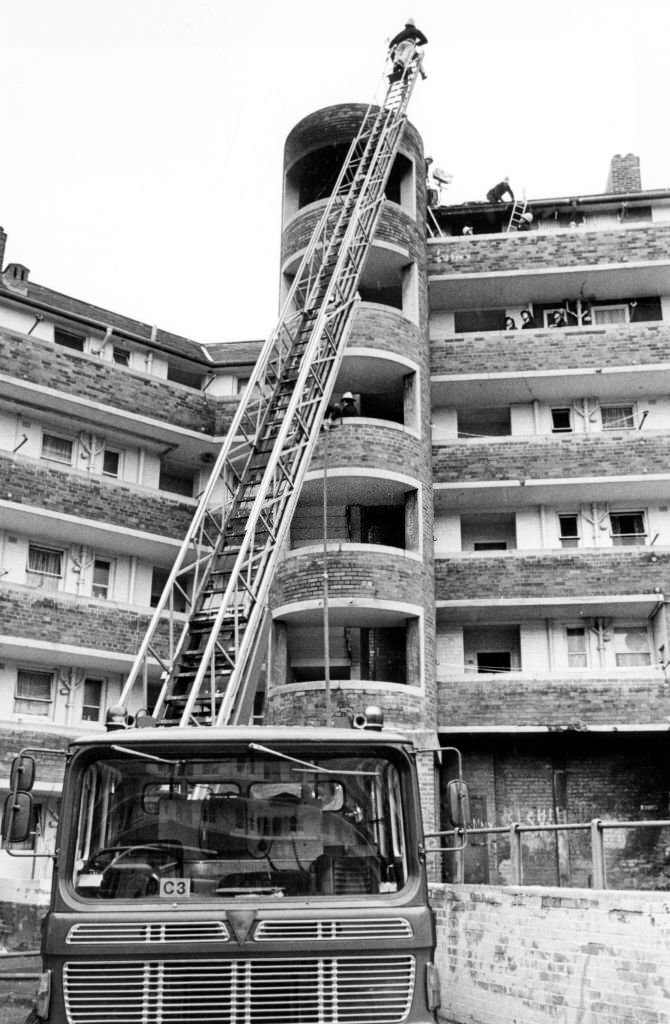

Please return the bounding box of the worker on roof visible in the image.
[486,178,514,204]
[388,19,428,80]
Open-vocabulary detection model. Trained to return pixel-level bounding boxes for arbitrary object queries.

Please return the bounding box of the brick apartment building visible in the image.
[0,105,669,902]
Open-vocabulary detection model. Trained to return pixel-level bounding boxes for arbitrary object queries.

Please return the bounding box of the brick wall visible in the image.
[0,453,194,537]
[438,673,670,728]
[430,884,670,1024]
[434,548,669,600]
[266,685,427,731]
[309,421,425,475]
[448,736,670,889]
[281,201,422,266]
[0,585,170,656]
[433,432,670,482]
[0,725,69,783]
[431,321,670,376]
[272,548,431,607]
[0,329,235,434]
[428,221,670,274]
[349,304,423,363]
[284,104,423,171]
[607,153,642,193]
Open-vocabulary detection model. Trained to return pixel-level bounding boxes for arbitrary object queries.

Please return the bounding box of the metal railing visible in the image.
[426,817,670,889]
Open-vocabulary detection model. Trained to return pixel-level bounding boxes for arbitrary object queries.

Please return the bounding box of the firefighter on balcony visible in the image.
[388,19,428,81]
[340,392,359,418]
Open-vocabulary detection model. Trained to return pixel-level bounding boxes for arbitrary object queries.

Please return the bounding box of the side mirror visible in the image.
[446,779,471,829]
[10,754,35,793]
[2,792,33,844]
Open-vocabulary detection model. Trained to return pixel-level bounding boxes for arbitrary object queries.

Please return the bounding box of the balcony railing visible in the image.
[427,221,670,276]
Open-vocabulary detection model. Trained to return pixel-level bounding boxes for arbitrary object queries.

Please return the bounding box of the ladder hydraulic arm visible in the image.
[118,41,426,727]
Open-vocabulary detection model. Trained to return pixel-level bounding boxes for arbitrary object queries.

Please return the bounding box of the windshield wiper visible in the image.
[111,745,182,767]
[248,742,379,776]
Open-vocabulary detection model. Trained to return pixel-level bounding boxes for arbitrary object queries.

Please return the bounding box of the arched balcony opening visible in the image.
[284,148,414,222]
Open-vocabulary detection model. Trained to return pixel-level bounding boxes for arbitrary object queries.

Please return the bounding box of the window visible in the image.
[610,511,646,546]
[601,404,635,430]
[614,626,651,667]
[551,407,572,433]
[54,328,85,351]
[236,377,250,395]
[102,449,120,477]
[41,432,73,464]
[82,678,104,722]
[113,347,130,366]
[476,652,511,673]
[27,544,63,577]
[92,559,112,599]
[473,542,507,551]
[566,627,588,668]
[593,305,628,326]
[558,514,580,548]
[14,668,53,716]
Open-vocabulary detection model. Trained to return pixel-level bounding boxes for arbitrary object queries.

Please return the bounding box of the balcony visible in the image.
[0,452,195,540]
[0,327,230,434]
[428,223,670,307]
[433,432,670,508]
[434,548,667,613]
[437,671,670,730]
[272,546,428,614]
[431,321,670,406]
[0,582,172,670]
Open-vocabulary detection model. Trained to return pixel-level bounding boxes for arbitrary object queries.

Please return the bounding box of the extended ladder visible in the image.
[119,43,426,727]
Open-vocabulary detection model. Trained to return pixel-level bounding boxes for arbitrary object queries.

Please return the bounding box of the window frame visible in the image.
[27,543,64,579]
[600,403,636,431]
[613,624,652,668]
[102,448,121,478]
[92,557,113,600]
[558,513,580,548]
[551,407,573,433]
[609,510,647,546]
[592,304,629,326]
[14,667,54,717]
[112,346,131,367]
[41,431,74,465]
[81,677,106,722]
[566,626,589,668]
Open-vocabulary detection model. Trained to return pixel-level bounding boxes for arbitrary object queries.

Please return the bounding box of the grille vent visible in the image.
[66,920,229,944]
[63,955,415,1024]
[255,917,413,941]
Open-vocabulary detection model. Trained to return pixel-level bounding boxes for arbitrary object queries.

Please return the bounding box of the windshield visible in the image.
[71,746,409,900]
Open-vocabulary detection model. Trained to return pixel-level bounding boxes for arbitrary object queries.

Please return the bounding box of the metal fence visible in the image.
[426,818,670,889]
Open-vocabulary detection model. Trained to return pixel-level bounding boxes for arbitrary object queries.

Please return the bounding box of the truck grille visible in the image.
[255,918,413,941]
[67,921,229,944]
[63,954,415,1023]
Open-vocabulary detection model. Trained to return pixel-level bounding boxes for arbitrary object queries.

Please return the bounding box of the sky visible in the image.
[1,0,669,345]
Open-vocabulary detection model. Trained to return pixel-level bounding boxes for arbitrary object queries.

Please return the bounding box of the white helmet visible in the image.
[342,391,354,400]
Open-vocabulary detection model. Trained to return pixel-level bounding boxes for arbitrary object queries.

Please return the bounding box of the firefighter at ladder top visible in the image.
[388,19,428,79]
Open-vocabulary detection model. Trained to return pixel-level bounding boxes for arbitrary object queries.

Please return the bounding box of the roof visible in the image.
[68,724,413,749]
[203,340,264,366]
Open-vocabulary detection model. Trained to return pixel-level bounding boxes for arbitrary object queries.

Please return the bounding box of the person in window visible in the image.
[340,392,359,417]
[520,309,535,329]
[486,177,514,203]
[388,19,428,80]
[549,309,568,328]
[504,316,517,331]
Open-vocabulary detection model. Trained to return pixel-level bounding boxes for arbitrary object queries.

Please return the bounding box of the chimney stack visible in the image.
[1,263,30,296]
[606,153,641,194]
